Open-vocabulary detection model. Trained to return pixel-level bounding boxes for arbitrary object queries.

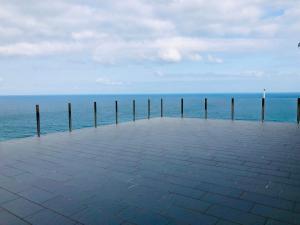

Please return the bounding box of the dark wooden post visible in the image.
[133,100,136,121]
[148,99,150,119]
[115,100,118,124]
[68,103,72,132]
[94,101,97,128]
[205,98,208,119]
[36,105,40,137]
[261,98,265,122]
[181,98,183,118]
[231,97,234,120]
[297,98,300,124]
[161,98,163,117]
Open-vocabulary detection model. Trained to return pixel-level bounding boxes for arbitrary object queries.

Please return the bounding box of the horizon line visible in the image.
[0,91,300,97]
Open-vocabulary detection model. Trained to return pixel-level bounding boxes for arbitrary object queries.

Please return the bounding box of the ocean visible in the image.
[0,93,299,142]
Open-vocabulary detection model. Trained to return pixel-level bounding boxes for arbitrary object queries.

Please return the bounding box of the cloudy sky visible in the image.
[0,0,299,95]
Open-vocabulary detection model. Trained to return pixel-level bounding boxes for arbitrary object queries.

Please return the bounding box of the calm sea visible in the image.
[0,93,299,142]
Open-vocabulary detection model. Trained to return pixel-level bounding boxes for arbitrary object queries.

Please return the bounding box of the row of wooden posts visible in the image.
[35,97,300,137]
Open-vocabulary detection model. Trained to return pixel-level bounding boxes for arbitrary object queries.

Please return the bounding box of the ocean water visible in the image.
[0,93,299,142]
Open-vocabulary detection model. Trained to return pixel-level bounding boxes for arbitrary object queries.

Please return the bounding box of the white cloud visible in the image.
[0,0,298,62]
[188,53,203,61]
[207,55,223,63]
[155,70,165,77]
[0,42,83,56]
[0,26,22,37]
[158,48,182,62]
[92,36,269,63]
[96,77,123,86]
[151,70,270,82]
[71,31,108,40]
[243,70,265,78]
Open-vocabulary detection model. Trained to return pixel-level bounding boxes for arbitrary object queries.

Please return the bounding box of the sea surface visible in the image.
[0,93,299,142]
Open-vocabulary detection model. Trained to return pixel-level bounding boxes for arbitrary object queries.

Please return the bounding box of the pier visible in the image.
[0,118,300,225]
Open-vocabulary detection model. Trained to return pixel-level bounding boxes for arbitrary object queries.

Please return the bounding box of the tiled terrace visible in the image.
[0,118,300,225]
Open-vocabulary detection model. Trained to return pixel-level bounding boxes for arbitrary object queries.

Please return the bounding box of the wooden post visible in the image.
[115,100,118,124]
[68,103,72,132]
[297,98,300,124]
[205,98,208,119]
[161,98,163,117]
[94,101,97,128]
[231,97,234,120]
[181,98,183,118]
[148,99,150,119]
[261,98,265,122]
[36,105,40,137]
[133,100,136,121]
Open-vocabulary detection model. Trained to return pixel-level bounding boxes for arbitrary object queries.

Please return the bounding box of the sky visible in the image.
[0,0,299,95]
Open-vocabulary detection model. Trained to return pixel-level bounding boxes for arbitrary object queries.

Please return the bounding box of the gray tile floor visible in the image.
[0,118,300,225]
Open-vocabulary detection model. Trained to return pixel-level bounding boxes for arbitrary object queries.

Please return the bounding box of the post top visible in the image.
[263,89,266,99]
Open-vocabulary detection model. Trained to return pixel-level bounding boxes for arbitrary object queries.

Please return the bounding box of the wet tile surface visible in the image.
[0,118,300,225]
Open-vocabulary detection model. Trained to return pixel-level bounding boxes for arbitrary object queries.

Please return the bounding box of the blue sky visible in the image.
[0,0,299,95]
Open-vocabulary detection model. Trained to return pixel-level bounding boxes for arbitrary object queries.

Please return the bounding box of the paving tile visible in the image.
[294,203,300,213]
[32,177,66,193]
[120,184,168,211]
[0,175,32,193]
[240,191,294,211]
[0,166,27,177]
[0,118,300,224]
[207,204,266,225]
[25,209,77,225]
[168,193,211,212]
[134,176,182,192]
[265,218,294,225]
[87,196,128,217]
[201,193,253,211]
[251,204,300,225]
[0,208,30,225]
[120,222,137,225]
[0,188,19,205]
[72,207,123,225]
[195,182,243,198]
[42,195,88,217]
[163,205,217,225]
[216,220,240,225]
[119,207,169,225]
[18,187,57,204]
[2,198,43,218]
